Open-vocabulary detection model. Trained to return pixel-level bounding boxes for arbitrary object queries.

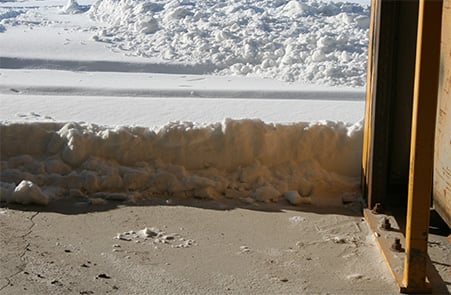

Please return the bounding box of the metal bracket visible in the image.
[364,209,432,294]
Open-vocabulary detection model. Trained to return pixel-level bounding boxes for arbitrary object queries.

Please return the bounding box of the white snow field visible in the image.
[0,0,369,206]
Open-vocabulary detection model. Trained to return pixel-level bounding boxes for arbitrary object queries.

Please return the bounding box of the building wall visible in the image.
[434,1,451,227]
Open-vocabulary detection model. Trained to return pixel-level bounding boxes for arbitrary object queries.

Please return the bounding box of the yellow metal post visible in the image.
[361,0,379,197]
[403,0,442,292]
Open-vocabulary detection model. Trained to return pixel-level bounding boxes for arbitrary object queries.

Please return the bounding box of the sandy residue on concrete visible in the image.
[0,199,448,294]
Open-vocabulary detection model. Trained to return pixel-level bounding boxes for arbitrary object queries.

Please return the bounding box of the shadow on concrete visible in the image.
[0,195,364,217]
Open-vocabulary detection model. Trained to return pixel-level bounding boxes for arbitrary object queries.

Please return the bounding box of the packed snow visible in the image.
[0,119,363,205]
[89,0,369,86]
[0,0,369,207]
[0,0,369,86]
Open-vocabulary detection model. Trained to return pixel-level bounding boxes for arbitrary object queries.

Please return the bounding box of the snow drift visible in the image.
[89,0,370,86]
[0,0,367,207]
[0,119,363,206]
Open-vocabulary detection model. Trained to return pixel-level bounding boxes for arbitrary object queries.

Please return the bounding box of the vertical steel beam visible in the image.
[403,0,442,292]
[363,0,399,208]
[362,0,419,208]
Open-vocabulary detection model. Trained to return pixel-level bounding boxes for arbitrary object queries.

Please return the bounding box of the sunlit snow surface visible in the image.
[1,0,369,86]
[89,0,369,86]
[0,0,369,206]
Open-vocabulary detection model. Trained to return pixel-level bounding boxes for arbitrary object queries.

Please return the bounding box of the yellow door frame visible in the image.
[363,0,443,293]
[403,0,442,291]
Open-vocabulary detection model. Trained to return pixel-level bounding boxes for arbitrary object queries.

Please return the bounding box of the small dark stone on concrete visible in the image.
[51,280,63,286]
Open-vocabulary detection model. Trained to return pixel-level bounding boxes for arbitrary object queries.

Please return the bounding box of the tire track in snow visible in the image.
[0,85,364,101]
[0,56,217,75]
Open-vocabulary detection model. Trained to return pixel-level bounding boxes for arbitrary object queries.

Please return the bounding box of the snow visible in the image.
[0,69,364,125]
[89,0,370,86]
[0,119,363,205]
[0,0,369,206]
[1,0,369,86]
[0,180,49,205]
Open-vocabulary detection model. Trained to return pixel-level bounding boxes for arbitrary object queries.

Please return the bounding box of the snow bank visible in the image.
[89,0,369,86]
[0,119,362,206]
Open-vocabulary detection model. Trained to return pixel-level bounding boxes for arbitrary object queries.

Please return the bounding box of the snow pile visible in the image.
[0,119,362,206]
[60,0,85,14]
[0,180,49,205]
[89,0,369,86]
[0,7,58,31]
[0,8,24,32]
